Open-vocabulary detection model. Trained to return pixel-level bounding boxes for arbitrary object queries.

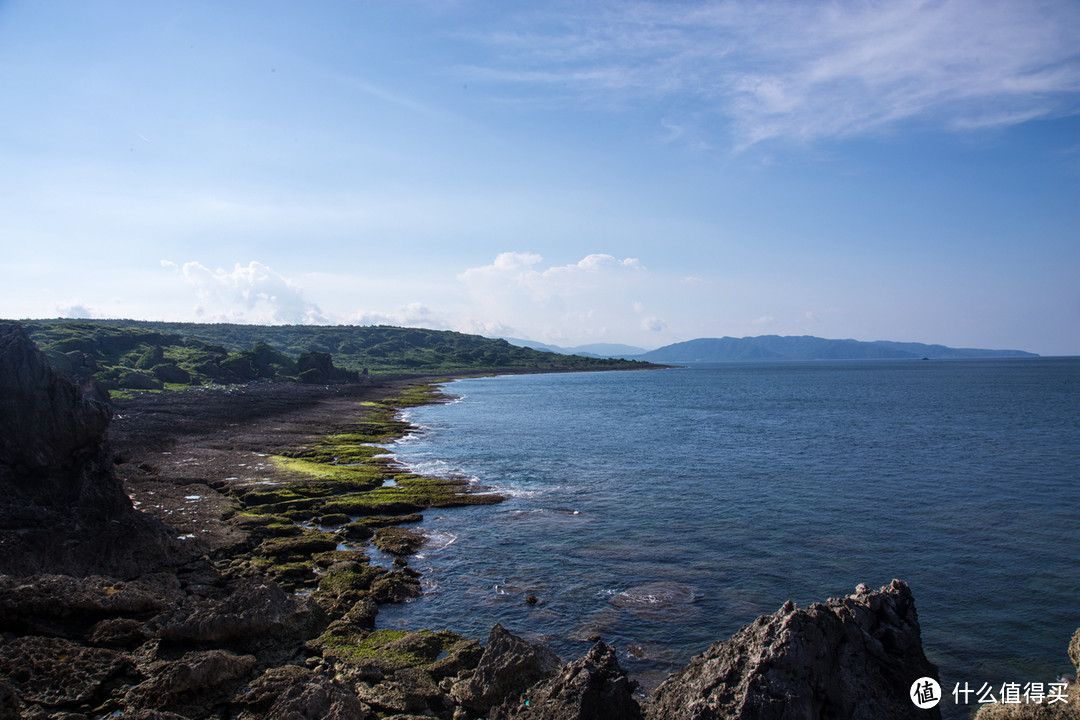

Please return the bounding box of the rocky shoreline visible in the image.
[2,322,1076,719]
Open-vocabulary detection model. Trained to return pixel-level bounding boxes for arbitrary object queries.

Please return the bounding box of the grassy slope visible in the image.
[15,319,656,390]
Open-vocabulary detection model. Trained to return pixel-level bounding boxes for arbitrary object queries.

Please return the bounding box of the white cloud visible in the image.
[463,0,1080,148]
[168,260,327,325]
[350,302,451,329]
[640,315,666,332]
[457,251,650,343]
[55,302,97,319]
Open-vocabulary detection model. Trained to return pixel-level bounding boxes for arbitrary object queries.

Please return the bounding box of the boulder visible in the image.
[230,665,372,720]
[647,580,940,720]
[373,526,426,556]
[490,640,642,720]
[449,623,562,715]
[147,578,325,653]
[124,649,256,715]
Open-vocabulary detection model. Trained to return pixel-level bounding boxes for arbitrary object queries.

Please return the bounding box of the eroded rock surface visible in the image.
[648,580,940,720]
[450,623,562,715]
[490,640,642,720]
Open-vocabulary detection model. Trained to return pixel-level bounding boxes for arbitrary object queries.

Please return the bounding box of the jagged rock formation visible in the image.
[647,580,941,720]
[0,322,177,577]
[450,623,563,715]
[490,640,643,720]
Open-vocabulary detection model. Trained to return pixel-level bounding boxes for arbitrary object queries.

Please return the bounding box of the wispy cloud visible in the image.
[459,0,1080,148]
[164,260,327,325]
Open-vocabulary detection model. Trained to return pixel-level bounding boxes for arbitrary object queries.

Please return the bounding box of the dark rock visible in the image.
[342,520,376,540]
[150,362,191,384]
[0,323,179,577]
[647,580,941,720]
[0,573,179,639]
[0,678,22,720]
[354,668,449,717]
[449,623,562,715]
[0,323,112,498]
[369,570,423,604]
[148,578,324,653]
[490,641,642,720]
[125,649,256,715]
[230,665,372,720]
[88,617,148,647]
[0,635,129,708]
[373,526,426,556]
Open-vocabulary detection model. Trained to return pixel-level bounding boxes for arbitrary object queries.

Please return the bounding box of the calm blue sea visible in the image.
[377,359,1080,716]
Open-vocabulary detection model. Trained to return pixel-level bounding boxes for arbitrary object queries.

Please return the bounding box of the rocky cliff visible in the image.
[647,580,940,720]
[0,322,177,577]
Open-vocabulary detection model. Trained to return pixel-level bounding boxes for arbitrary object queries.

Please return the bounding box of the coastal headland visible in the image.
[1,321,1076,719]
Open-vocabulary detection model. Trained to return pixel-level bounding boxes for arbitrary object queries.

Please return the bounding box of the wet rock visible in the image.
[373,526,426,556]
[369,569,423,604]
[342,520,376,540]
[490,641,642,720]
[449,623,562,715]
[647,580,940,720]
[0,636,129,709]
[230,665,372,720]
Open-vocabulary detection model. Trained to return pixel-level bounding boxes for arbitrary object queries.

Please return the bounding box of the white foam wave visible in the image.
[419,530,458,554]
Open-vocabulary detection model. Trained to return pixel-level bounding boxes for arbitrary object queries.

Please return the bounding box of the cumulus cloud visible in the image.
[55,302,97,319]
[457,252,648,342]
[350,302,451,329]
[640,315,666,332]
[463,0,1080,148]
[165,260,327,324]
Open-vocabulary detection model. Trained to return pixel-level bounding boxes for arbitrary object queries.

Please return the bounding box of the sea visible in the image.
[375,358,1080,717]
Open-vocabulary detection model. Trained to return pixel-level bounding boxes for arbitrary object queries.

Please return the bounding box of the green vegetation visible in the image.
[222,385,503,592]
[312,628,470,671]
[17,319,656,391]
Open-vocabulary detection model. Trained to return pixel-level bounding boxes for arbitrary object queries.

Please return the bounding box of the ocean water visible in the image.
[377,359,1080,716]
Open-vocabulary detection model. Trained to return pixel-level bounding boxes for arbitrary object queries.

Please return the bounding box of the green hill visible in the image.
[14,319,655,391]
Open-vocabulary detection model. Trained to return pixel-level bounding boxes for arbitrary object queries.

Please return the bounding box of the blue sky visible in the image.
[1,0,1078,355]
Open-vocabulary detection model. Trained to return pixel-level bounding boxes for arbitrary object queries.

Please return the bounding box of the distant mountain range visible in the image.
[509,335,1037,362]
[503,338,649,358]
